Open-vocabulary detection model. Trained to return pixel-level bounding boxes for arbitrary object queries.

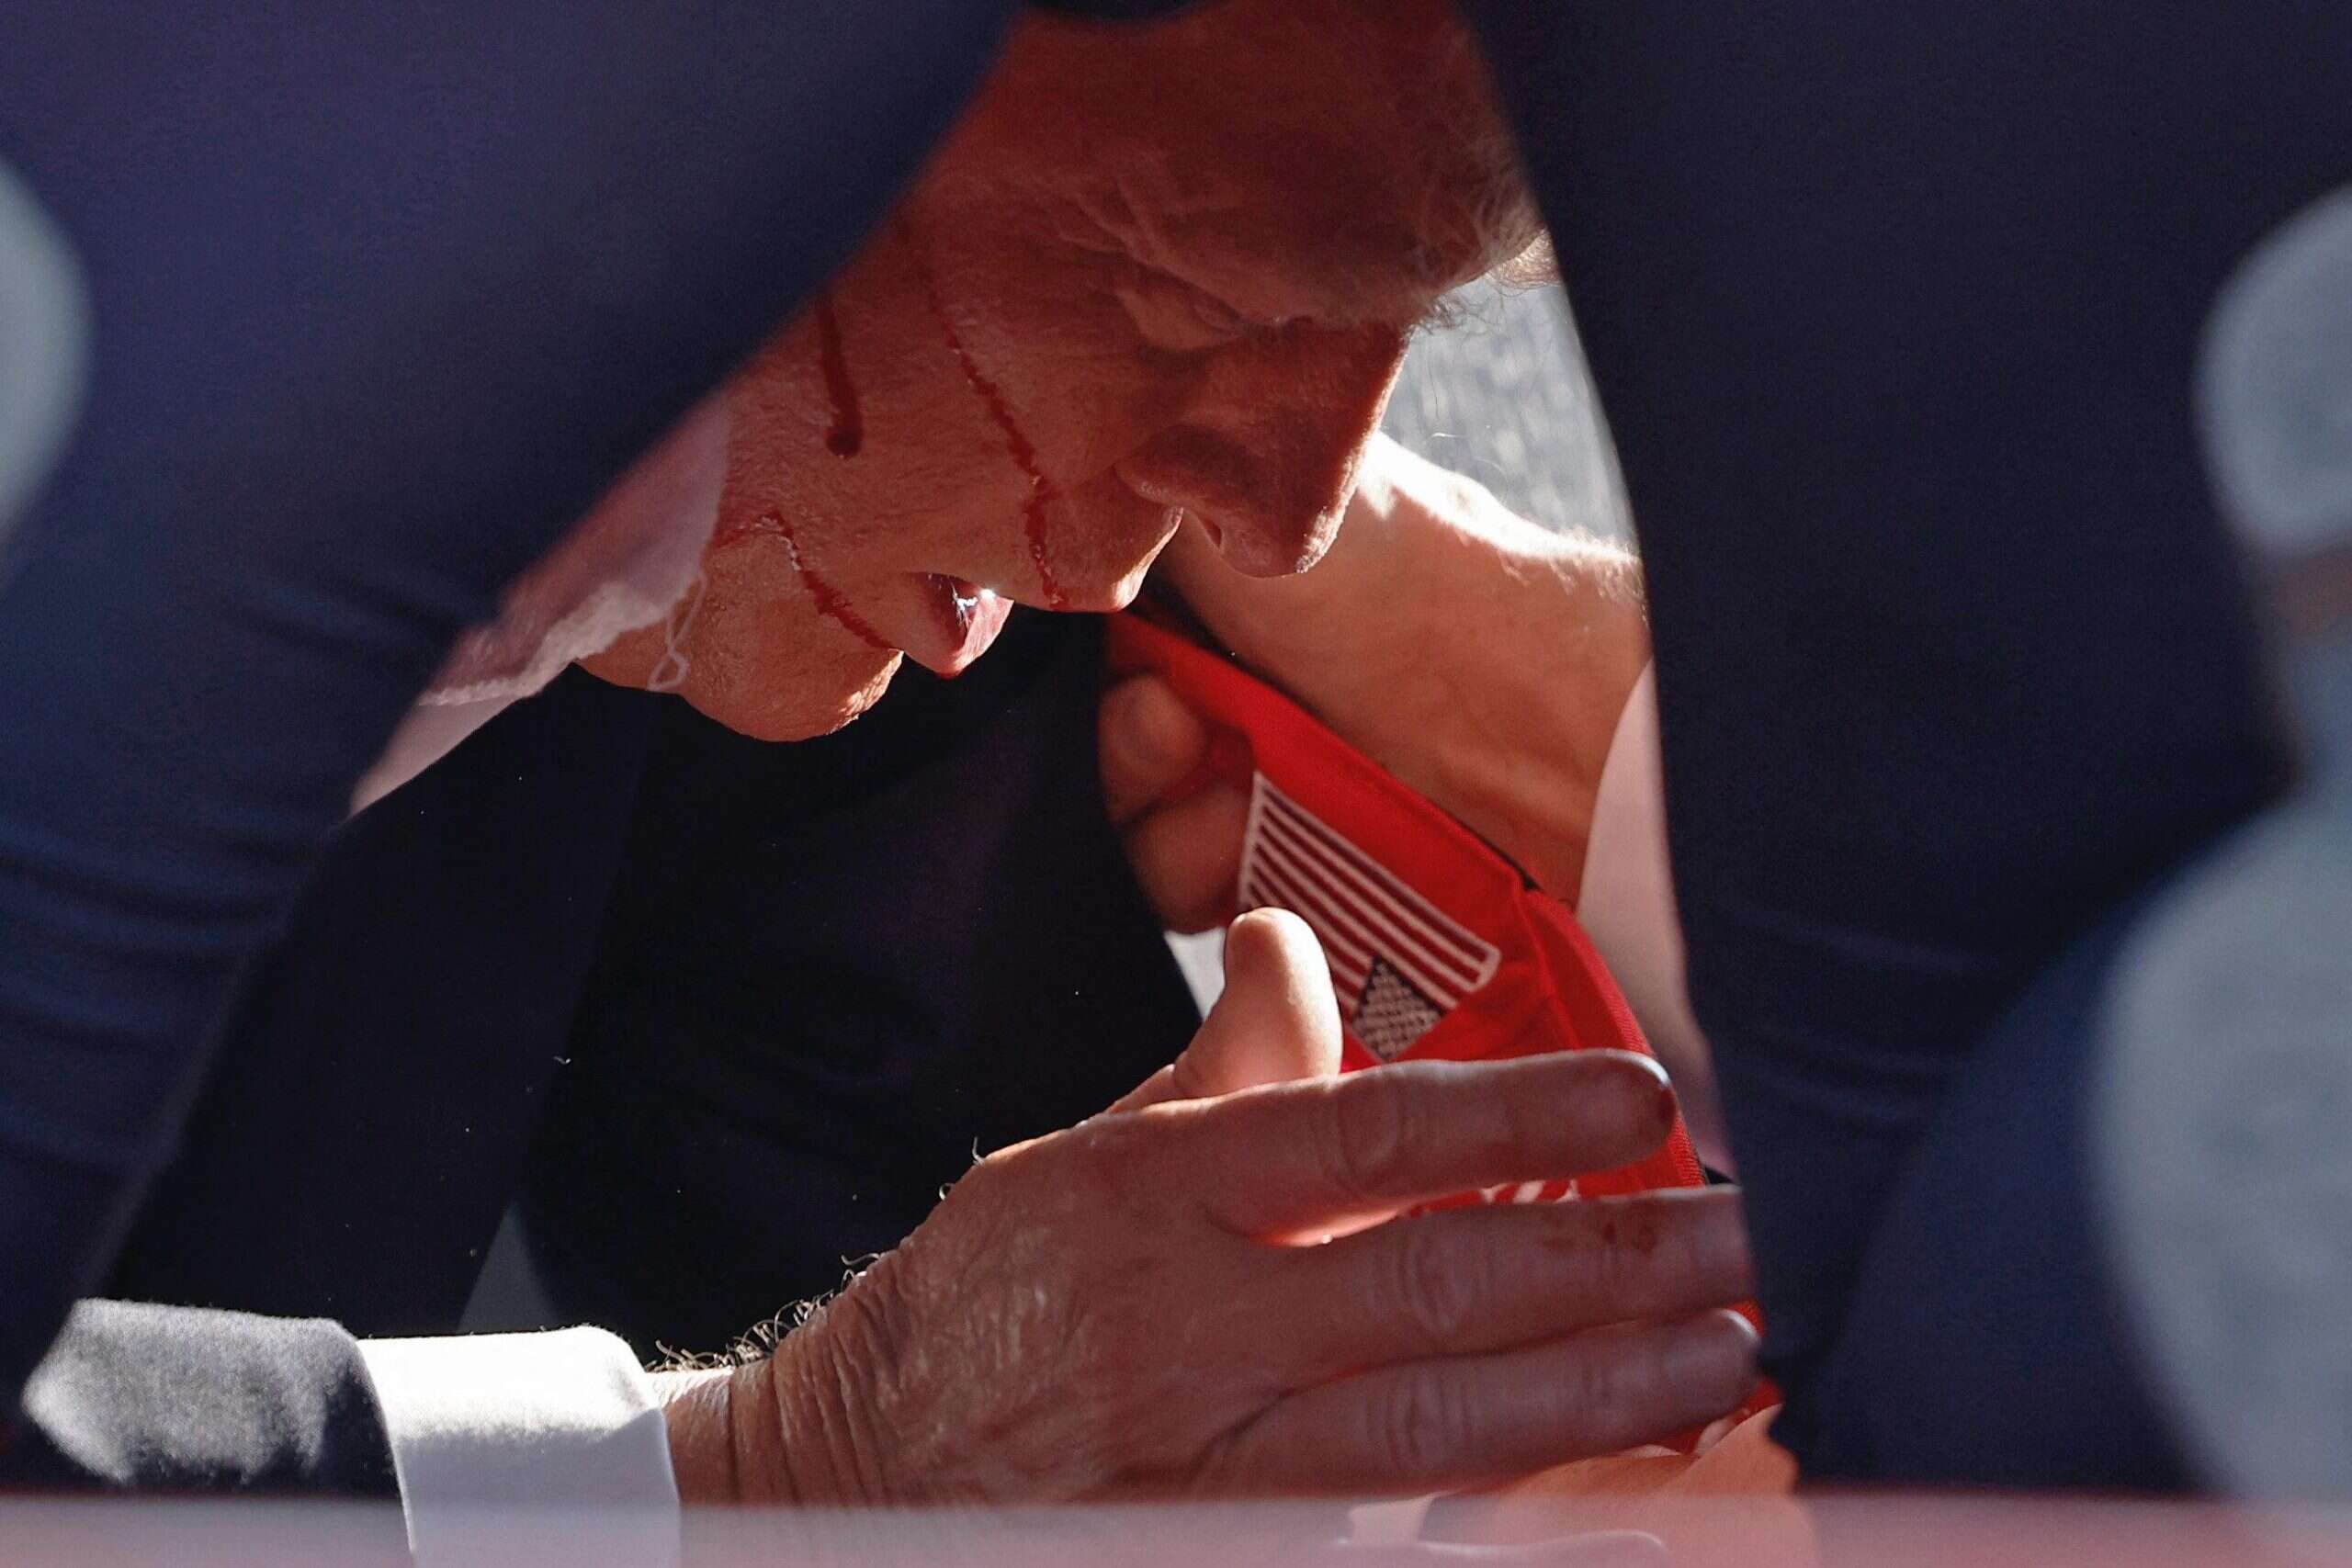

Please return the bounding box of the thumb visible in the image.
[1112,908,1343,1112]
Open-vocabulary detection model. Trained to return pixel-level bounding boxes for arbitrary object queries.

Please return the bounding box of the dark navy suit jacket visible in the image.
[106,613,1198,1359]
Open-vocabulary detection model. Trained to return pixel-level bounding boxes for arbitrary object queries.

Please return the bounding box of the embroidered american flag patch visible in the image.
[1236,773,1502,1060]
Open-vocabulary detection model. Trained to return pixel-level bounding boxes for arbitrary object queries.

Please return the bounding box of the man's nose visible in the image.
[1124,322,1408,578]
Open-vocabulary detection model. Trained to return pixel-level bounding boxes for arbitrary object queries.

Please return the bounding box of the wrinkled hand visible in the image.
[668,909,1755,1506]
[1101,667,1253,932]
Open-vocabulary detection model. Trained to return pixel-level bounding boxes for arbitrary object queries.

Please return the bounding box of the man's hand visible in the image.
[1101,670,1254,933]
[666,909,1755,1505]
[1119,434,1652,912]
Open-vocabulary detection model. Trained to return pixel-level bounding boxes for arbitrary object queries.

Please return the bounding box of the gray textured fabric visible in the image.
[2098,797,2352,1497]
[1383,281,1629,546]
[0,161,86,558]
[2199,186,2352,556]
[2098,188,2352,1498]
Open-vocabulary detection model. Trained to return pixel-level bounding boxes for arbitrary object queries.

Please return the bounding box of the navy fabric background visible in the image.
[1465,1,2344,1483]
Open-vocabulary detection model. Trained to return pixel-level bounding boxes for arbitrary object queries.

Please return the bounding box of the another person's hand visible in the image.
[1101,667,1255,933]
[1118,433,1651,914]
[662,909,1756,1505]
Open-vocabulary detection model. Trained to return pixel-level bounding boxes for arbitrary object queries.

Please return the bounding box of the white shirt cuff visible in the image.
[357,1327,679,1568]
[1575,663,1733,1174]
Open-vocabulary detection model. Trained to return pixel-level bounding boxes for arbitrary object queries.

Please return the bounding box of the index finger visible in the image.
[1162,1050,1679,1237]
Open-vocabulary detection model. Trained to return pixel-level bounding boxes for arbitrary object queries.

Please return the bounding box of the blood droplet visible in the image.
[900,222,1070,610]
[813,290,865,459]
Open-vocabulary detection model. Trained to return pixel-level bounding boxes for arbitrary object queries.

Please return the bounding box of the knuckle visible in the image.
[1373,1365,1476,1480]
[1320,1070,1419,1203]
[1388,1223,1481,1350]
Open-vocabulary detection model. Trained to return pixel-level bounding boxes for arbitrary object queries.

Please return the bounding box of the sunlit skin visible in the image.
[610,3,1767,1502]
[585,0,1537,739]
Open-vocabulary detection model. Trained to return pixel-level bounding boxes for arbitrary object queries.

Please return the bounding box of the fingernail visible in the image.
[1668,1311,1760,1404]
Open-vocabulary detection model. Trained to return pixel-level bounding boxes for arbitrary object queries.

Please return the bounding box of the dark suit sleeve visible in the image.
[0,0,1020,1423]
[6,1301,399,1508]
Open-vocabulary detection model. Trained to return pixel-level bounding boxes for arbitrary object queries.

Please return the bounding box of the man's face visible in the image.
[588,0,1532,739]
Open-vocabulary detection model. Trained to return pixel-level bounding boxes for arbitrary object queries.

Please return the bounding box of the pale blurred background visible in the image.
[1384,279,1627,546]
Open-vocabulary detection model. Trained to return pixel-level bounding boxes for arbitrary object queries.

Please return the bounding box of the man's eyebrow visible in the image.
[1291,260,1481,334]
[1135,252,1421,334]
[1295,216,1538,333]
[1103,203,1486,333]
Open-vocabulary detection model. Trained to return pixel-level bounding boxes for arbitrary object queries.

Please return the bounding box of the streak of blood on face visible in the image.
[899,220,1072,611]
[711,512,893,653]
